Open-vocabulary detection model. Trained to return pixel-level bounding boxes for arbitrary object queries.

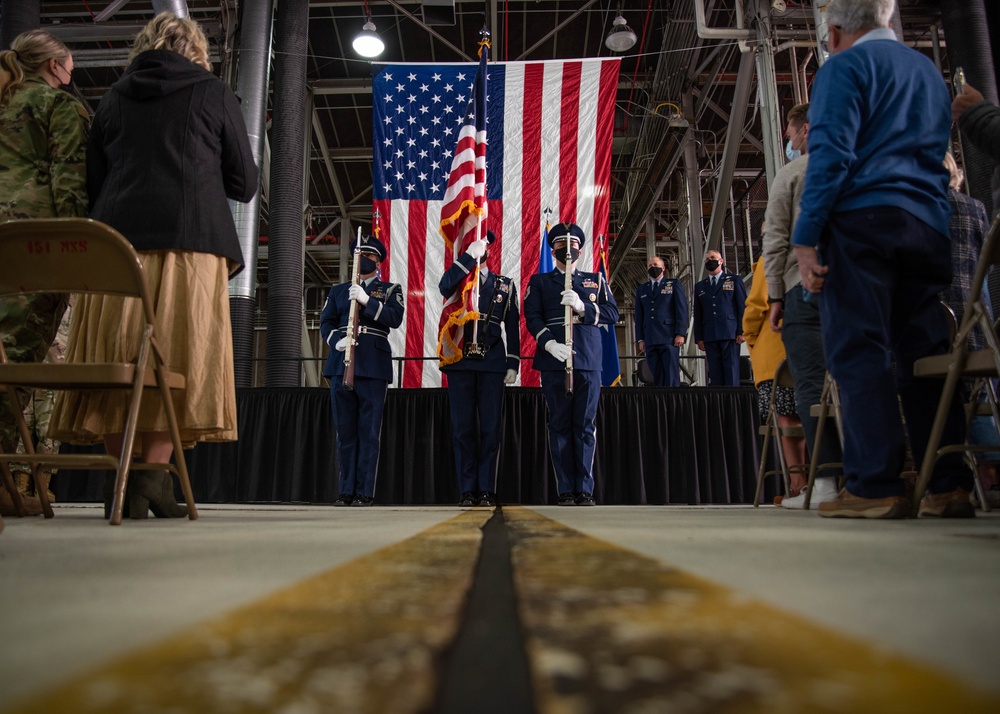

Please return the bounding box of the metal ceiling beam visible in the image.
[608,124,691,284]
[386,0,471,61]
[703,48,757,263]
[690,86,765,153]
[515,0,599,61]
[311,108,350,220]
[93,0,131,23]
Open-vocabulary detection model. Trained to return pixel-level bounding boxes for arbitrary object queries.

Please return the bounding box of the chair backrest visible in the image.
[0,218,149,302]
[773,358,795,389]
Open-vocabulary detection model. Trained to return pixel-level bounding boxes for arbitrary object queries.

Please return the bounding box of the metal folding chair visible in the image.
[0,218,197,525]
[753,359,806,506]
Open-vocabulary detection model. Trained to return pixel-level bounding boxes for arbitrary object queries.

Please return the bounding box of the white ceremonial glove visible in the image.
[544,341,572,363]
[504,368,517,385]
[560,289,585,315]
[335,336,348,352]
[348,284,370,306]
[466,239,488,260]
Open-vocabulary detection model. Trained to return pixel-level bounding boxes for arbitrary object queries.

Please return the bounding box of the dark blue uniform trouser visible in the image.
[332,376,387,498]
[647,344,681,387]
[704,339,740,386]
[541,369,600,496]
[445,370,505,494]
[818,206,972,498]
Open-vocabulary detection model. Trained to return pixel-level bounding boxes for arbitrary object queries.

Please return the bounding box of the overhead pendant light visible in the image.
[353,17,384,58]
[605,13,637,53]
[353,2,384,58]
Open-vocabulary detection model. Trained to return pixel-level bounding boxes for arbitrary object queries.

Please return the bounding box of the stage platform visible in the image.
[55,386,768,505]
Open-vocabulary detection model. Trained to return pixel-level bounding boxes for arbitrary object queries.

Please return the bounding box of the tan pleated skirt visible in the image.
[49,250,238,445]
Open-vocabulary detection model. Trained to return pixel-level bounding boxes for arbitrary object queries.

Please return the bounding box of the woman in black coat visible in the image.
[52,12,258,518]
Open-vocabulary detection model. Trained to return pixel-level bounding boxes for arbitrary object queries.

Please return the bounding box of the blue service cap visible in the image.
[547,222,586,248]
[350,235,387,262]
[486,229,498,245]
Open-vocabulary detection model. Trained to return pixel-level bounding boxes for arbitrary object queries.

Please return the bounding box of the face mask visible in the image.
[555,245,581,264]
[785,139,802,162]
[360,256,378,274]
[647,266,663,279]
[705,259,720,272]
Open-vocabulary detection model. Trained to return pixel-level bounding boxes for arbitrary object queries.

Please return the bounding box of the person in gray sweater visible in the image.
[953,84,1000,218]
[761,102,843,509]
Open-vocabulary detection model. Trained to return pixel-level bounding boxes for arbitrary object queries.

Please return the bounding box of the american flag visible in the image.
[372,57,620,388]
[437,43,489,367]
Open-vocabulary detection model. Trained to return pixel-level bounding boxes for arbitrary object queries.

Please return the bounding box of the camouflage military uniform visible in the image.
[0,75,89,455]
[12,301,71,481]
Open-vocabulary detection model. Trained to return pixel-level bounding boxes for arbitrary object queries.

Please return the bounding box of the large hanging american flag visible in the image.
[372,56,620,388]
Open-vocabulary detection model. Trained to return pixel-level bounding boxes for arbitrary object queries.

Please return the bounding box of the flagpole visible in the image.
[470,28,490,349]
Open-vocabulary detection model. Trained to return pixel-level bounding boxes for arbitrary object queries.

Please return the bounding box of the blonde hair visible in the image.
[0,29,72,105]
[129,12,211,71]
[943,152,964,191]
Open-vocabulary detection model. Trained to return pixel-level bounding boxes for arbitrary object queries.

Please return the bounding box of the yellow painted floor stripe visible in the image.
[505,507,1000,714]
[6,510,492,714]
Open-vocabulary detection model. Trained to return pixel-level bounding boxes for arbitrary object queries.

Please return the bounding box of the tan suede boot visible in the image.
[36,471,55,503]
[14,471,30,495]
[0,487,43,516]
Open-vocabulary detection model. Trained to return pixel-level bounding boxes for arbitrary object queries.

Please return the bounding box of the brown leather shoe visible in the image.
[818,489,910,519]
[0,487,43,517]
[918,487,975,519]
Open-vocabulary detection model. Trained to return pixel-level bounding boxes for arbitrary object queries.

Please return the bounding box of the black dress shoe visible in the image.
[558,492,576,506]
[459,492,477,506]
[333,494,354,507]
[352,495,374,507]
[576,492,596,507]
[478,492,497,507]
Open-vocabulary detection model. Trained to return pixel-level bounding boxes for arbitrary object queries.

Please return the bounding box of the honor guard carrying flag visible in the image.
[635,255,689,386]
[438,229,520,507]
[524,222,619,506]
[320,234,404,506]
[693,250,747,386]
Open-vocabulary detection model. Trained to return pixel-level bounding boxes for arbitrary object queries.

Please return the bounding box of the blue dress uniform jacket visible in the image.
[635,278,689,387]
[524,269,619,372]
[320,278,405,382]
[693,271,747,386]
[524,268,619,499]
[320,277,404,500]
[439,253,521,374]
[438,255,521,497]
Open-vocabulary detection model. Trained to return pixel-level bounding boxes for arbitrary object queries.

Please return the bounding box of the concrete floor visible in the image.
[1,503,998,711]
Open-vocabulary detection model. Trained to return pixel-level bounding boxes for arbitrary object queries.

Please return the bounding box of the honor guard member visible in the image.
[693,250,747,386]
[635,255,689,386]
[438,229,520,507]
[320,236,404,506]
[524,222,619,506]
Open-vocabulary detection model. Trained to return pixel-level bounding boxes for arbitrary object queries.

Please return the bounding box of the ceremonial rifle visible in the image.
[342,227,363,390]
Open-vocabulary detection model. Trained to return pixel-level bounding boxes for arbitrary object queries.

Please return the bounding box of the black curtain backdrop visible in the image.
[53,386,775,505]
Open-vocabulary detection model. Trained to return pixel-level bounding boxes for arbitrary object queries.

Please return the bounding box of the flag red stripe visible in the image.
[404,202,427,388]
[559,62,581,224]
[518,63,545,387]
[592,60,618,269]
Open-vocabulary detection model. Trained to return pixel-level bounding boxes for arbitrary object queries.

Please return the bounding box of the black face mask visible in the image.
[360,256,378,274]
[705,259,720,271]
[556,245,581,264]
[647,266,663,279]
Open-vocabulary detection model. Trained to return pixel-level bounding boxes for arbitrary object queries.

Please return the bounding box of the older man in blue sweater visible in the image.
[791,0,973,519]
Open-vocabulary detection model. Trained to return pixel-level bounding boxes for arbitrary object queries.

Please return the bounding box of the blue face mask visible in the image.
[785,139,802,162]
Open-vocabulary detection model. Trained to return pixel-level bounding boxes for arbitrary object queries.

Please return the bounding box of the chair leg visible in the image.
[152,349,198,521]
[753,422,773,507]
[912,352,967,516]
[0,460,27,517]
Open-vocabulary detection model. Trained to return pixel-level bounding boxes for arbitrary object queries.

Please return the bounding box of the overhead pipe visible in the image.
[229,0,274,388]
[265,0,309,387]
[694,0,752,41]
[0,0,40,50]
[151,0,189,19]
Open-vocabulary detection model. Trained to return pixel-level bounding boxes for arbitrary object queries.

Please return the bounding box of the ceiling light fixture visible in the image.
[605,13,637,53]
[353,1,384,58]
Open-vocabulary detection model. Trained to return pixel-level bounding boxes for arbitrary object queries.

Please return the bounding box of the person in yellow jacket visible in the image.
[743,257,807,498]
